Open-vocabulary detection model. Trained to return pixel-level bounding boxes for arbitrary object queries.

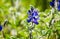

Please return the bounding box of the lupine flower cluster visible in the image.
[0,25,2,31]
[50,0,55,7]
[27,6,39,25]
[58,0,60,11]
[50,0,60,11]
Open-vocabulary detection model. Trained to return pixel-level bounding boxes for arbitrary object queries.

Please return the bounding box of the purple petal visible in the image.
[32,19,39,25]
[27,18,31,23]
[58,0,60,2]
[28,15,32,19]
[58,5,60,11]
[50,2,54,7]
[32,11,38,17]
[0,25,2,31]
[28,10,31,15]
[31,6,34,12]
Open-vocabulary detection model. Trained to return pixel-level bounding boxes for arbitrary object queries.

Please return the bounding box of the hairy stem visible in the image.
[29,23,35,39]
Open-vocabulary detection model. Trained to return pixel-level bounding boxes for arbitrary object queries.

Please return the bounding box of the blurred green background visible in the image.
[0,0,60,39]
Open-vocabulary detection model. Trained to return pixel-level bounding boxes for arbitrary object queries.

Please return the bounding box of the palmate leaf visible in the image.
[18,30,29,38]
[54,20,60,30]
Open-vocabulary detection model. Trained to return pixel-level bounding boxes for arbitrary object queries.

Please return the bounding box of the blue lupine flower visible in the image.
[0,25,2,31]
[31,6,34,12]
[50,0,60,11]
[50,2,54,7]
[50,0,55,7]
[27,6,39,25]
[58,0,60,11]
[58,5,60,11]
[58,0,60,2]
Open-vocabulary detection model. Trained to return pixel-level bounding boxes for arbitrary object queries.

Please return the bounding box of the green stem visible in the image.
[29,23,35,39]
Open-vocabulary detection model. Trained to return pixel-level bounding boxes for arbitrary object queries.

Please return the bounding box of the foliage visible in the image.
[0,0,60,39]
